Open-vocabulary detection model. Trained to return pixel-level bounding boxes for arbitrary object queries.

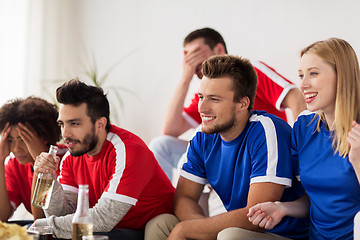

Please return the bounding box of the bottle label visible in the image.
[72,223,93,240]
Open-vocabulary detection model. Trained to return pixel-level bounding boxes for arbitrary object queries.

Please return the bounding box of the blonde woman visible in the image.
[247,38,360,240]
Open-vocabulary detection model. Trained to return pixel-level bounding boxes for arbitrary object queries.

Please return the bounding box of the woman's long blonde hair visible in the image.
[301,38,360,157]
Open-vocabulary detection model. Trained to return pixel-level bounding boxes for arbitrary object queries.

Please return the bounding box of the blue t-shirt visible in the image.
[292,112,360,240]
[181,110,309,239]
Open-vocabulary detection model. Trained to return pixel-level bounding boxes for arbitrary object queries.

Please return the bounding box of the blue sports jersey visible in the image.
[181,110,309,239]
[292,112,360,240]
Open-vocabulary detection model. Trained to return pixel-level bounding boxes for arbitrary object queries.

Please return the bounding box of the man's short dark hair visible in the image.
[0,97,61,145]
[184,28,228,54]
[202,55,257,110]
[56,78,111,131]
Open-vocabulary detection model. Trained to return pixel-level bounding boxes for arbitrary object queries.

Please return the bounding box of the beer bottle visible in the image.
[72,185,93,240]
[32,145,58,209]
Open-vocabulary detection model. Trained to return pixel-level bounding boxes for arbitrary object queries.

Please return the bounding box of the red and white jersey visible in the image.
[5,144,67,215]
[183,60,296,126]
[58,125,175,230]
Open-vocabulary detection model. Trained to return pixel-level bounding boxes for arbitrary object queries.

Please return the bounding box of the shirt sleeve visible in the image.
[248,115,293,187]
[180,132,208,185]
[183,94,202,127]
[102,141,155,205]
[36,198,132,239]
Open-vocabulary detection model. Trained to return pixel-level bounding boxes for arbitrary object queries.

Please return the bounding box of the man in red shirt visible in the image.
[32,79,174,240]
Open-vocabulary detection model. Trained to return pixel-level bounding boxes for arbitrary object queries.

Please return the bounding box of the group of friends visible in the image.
[0,27,359,240]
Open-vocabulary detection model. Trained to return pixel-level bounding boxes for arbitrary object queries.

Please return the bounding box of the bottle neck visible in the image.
[76,189,90,212]
[73,186,92,224]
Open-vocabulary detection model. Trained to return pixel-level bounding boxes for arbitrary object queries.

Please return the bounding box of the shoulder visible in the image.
[249,110,291,131]
[248,111,292,144]
[5,155,21,168]
[107,125,149,152]
[108,125,144,144]
[294,110,317,128]
[251,60,279,76]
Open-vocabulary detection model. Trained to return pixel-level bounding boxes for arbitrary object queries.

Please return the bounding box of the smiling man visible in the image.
[32,78,174,240]
[145,55,308,240]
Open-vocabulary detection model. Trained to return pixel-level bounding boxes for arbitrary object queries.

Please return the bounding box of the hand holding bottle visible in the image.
[34,145,60,175]
[32,145,58,209]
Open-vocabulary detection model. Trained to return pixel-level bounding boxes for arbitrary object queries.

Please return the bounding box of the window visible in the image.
[0,0,28,106]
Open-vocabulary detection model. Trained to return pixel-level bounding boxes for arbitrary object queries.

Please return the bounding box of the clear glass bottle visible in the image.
[32,145,58,209]
[72,185,93,240]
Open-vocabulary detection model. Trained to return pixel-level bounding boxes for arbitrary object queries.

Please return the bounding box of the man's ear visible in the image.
[96,117,107,130]
[237,97,250,112]
[214,43,226,55]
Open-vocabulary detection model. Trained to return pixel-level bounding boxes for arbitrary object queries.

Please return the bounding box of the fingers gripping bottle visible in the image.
[32,145,58,209]
[72,185,93,240]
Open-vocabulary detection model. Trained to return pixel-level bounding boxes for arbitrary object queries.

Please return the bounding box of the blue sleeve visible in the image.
[181,132,207,183]
[249,117,293,187]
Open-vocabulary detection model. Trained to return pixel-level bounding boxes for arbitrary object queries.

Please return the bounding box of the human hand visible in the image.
[34,152,59,175]
[247,201,286,230]
[348,121,360,167]
[17,123,48,161]
[0,123,11,163]
[182,44,207,81]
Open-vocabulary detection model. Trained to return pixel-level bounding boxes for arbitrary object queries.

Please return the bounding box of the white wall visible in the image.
[26,0,360,143]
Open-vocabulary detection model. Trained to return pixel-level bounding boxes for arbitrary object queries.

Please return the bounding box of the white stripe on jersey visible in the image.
[251,60,296,110]
[182,111,201,128]
[58,150,71,182]
[249,114,278,177]
[180,169,208,185]
[106,132,126,194]
[61,184,78,193]
[102,192,137,205]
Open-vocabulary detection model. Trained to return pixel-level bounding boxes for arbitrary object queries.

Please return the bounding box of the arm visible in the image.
[173,176,207,220]
[281,87,306,120]
[162,46,206,136]
[247,194,310,230]
[170,176,286,240]
[44,181,78,217]
[348,121,360,184]
[0,124,14,221]
[34,197,132,239]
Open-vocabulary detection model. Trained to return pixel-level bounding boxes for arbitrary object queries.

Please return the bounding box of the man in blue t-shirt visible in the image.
[144,55,308,240]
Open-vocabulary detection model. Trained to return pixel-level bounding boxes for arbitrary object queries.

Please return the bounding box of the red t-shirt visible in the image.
[58,125,175,230]
[183,60,296,125]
